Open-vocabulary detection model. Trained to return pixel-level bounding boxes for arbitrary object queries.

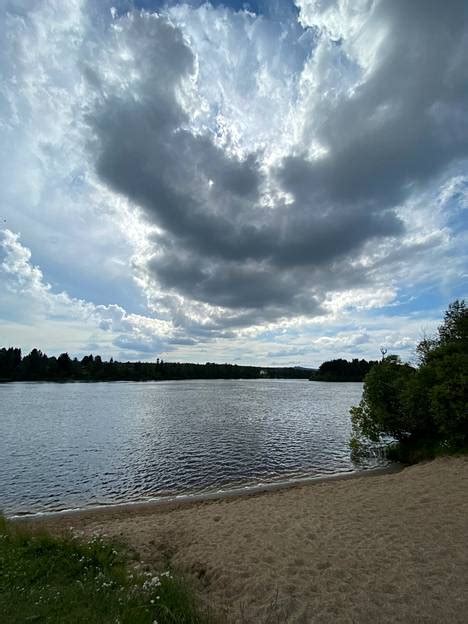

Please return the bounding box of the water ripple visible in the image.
[0,380,386,515]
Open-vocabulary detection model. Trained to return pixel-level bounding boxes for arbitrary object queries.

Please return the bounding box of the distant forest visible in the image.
[0,347,314,382]
[309,358,378,382]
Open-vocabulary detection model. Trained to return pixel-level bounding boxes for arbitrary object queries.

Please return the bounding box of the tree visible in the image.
[350,356,419,442]
[417,299,467,363]
[313,358,377,382]
[351,300,468,455]
[56,353,72,379]
[438,299,467,345]
[0,347,21,380]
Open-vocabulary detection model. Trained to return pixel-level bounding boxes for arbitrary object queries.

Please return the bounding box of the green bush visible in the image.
[350,356,417,442]
[350,300,468,459]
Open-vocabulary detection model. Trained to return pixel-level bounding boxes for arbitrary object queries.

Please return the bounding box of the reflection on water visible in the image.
[0,379,385,515]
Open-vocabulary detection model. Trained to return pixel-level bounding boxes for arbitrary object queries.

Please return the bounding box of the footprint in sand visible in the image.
[316,560,331,571]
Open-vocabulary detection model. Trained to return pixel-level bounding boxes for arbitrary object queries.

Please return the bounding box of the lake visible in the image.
[0,379,385,516]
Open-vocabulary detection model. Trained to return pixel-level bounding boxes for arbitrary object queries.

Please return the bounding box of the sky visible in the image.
[0,0,467,367]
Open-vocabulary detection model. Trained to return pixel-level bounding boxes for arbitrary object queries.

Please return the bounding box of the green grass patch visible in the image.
[0,514,212,624]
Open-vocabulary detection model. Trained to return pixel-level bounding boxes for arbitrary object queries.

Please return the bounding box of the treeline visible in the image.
[310,358,378,382]
[0,348,312,382]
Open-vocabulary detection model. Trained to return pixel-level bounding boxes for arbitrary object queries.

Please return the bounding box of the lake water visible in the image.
[0,379,385,516]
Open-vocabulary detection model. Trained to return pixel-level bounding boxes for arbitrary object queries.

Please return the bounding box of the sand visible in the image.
[22,457,468,623]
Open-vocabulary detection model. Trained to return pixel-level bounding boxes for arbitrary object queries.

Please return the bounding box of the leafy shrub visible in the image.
[350,300,468,459]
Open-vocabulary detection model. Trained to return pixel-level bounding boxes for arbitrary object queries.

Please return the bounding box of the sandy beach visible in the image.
[23,457,468,623]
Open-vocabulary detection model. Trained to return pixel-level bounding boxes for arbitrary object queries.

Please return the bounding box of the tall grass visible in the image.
[0,514,213,624]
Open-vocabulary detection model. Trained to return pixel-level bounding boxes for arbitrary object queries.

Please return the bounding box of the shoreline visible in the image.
[0,377,315,385]
[10,463,400,523]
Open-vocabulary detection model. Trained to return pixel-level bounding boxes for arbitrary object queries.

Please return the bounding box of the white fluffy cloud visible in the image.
[0,229,172,358]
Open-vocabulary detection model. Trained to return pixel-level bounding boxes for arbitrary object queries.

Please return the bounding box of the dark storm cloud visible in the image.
[149,252,309,310]
[282,0,468,209]
[88,2,468,323]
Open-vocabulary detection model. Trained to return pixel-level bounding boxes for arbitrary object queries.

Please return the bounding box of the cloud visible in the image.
[294,0,468,203]
[85,2,467,331]
[0,228,442,367]
[1,0,466,363]
[0,0,148,313]
[0,229,172,357]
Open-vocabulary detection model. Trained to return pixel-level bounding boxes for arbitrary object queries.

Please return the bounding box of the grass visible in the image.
[0,514,212,624]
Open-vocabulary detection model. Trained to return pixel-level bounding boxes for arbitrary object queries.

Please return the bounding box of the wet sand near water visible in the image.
[20,457,468,623]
